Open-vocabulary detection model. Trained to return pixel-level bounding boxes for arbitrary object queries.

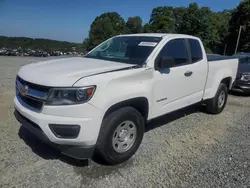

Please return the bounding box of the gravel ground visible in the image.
[0,56,250,188]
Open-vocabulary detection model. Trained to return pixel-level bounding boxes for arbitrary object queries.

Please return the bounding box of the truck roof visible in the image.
[118,33,198,39]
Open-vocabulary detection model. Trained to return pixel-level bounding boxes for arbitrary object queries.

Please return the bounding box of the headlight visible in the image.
[46,86,96,105]
[238,73,250,81]
[241,74,250,81]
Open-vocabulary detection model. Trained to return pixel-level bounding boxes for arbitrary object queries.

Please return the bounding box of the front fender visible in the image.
[92,80,153,118]
[74,67,155,119]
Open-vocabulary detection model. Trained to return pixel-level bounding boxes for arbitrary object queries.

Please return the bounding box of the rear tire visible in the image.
[206,83,228,114]
[94,107,144,165]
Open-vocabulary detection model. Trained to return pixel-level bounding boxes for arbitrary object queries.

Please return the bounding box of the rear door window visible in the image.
[188,39,203,63]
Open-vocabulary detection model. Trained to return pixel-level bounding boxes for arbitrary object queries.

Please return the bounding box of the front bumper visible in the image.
[15,110,95,159]
[232,80,250,93]
[14,96,103,159]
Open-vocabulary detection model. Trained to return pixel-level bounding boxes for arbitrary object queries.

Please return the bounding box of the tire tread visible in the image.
[94,106,144,165]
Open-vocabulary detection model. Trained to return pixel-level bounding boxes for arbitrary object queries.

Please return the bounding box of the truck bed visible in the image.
[207,54,238,62]
[203,54,239,100]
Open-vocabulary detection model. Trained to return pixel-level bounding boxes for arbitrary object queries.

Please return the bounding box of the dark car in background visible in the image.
[232,53,250,94]
[33,51,50,57]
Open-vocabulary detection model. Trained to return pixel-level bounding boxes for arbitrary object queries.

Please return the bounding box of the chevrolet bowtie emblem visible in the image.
[20,85,29,96]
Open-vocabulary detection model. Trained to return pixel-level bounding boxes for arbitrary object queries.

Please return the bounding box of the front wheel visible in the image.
[206,83,228,114]
[94,107,144,165]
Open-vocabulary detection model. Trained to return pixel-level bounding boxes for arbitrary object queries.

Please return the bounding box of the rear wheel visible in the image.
[94,107,144,165]
[206,83,228,114]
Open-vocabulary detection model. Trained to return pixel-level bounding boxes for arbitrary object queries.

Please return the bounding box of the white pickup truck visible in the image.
[14,33,238,165]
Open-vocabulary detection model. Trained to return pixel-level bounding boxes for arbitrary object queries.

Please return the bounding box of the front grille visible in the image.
[18,94,44,110]
[16,76,50,112]
[17,76,51,92]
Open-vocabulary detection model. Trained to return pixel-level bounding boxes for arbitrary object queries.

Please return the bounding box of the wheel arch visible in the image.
[103,97,149,121]
[220,77,232,89]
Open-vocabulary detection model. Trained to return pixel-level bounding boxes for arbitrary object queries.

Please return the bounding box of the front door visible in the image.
[152,38,207,118]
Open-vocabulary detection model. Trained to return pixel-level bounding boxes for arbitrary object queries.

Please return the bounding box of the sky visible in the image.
[0,0,241,43]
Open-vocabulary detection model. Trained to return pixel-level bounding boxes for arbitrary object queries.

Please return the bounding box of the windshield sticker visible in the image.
[138,42,158,47]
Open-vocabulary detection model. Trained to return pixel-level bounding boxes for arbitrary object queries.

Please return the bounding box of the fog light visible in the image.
[49,124,80,139]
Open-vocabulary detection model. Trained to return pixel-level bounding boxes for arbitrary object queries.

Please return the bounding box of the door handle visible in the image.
[184,71,193,77]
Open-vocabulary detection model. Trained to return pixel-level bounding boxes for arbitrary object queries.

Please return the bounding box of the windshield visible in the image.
[85,36,162,65]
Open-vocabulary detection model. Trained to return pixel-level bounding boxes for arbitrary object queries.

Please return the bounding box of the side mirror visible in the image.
[158,57,175,69]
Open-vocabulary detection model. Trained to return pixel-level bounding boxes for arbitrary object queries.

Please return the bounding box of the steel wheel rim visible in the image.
[218,91,226,108]
[112,120,137,153]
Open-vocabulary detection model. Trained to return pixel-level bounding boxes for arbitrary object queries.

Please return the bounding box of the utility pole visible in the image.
[235,25,245,54]
[224,43,227,55]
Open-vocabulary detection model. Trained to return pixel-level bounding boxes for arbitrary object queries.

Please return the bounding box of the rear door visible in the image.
[186,38,208,100]
[152,38,207,118]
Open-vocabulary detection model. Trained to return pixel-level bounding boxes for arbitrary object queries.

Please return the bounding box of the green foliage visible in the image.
[87,12,127,51]
[227,0,250,54]
[149,6,175,33]
[82,38,90,52]
[83,3,234,54]
[209,10,231,53]
[172,7,187,33]
[145,6,186,34]
[179,3,212,47]
[205,47,212,54]
[0,36,83,52]
[126,16,143,34]
[143,23,153,33]
[83,4,233,53]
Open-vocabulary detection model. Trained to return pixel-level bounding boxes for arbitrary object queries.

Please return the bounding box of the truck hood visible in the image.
[238,63,250,73]
[18,57,135,86]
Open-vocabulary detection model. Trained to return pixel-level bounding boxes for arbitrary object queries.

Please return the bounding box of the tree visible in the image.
[148,6,186,33]
[143,23,153,33]
[87,12,127,50]
[209,10,231,53]
[173,7,186,33]
[227,0,250,54]
[82,38,90,52]
[126,16,143,33]
[179,3,212,48]
[0,36,83,52]
[149,6,175,33]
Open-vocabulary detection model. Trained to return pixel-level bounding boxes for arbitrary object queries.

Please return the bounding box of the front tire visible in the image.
[94,107,144,165]
[206,83,228,114]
